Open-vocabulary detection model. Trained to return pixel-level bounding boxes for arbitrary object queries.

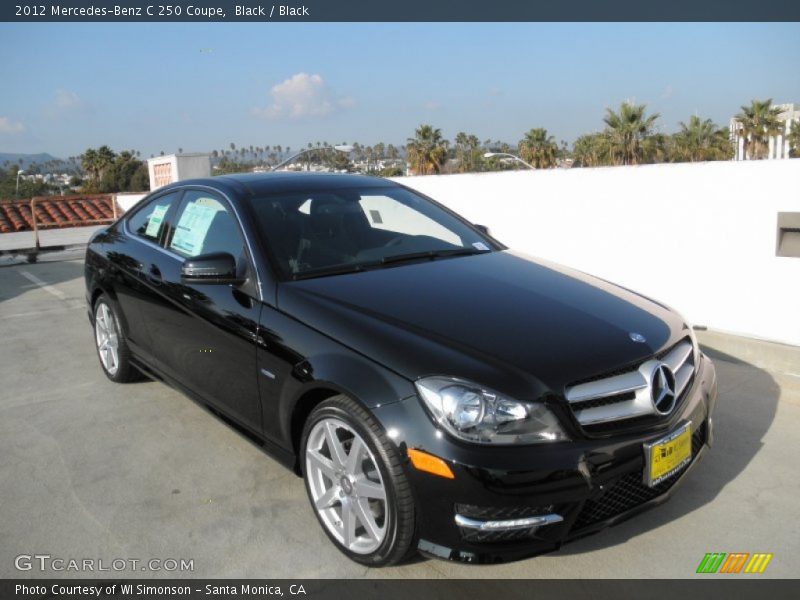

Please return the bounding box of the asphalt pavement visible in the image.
[0,258,798,578]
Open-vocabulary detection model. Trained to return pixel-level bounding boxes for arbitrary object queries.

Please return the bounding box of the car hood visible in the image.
[278,251,688,398]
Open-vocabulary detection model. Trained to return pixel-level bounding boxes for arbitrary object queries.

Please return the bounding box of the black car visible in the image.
[85,173,717,566]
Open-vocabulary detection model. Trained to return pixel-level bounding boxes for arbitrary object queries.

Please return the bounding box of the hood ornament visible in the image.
[629,332,647,343]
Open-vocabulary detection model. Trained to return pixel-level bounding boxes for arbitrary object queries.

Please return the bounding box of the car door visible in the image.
[110,190,183,361]
[138,188,263,432]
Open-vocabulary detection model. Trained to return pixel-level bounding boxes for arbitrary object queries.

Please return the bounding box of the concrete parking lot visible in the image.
[1,257,798,578]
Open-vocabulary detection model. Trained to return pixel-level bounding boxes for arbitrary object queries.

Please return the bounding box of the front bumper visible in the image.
[374,353,718,563]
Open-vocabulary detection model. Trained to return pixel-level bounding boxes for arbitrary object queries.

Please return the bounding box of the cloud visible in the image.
[0,117,25,134]
[423,101,441,111]
[55,89,82,109]
[662,85,675,99]
[488,88,503,97]
[45,89,85,118]
[253,73,354,120]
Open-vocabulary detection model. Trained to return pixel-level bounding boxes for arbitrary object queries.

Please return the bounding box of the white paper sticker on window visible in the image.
[144,204,168,238]
[170,202,221,256]
[472,242,490,251]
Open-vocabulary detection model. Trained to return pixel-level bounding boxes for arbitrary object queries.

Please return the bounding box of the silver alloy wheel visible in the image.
[94,302,120,376]
[305,418,388,554]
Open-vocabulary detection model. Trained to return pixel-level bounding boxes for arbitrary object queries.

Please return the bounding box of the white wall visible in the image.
[393,159,800,347]
[115,192,147,213]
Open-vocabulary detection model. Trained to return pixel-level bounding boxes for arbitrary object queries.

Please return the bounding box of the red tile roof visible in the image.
[0,195,117,233]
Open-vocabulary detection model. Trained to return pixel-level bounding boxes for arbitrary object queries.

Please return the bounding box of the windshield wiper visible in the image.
[381,247,490,265]
[291,262,380,280]
[291,248,490,280]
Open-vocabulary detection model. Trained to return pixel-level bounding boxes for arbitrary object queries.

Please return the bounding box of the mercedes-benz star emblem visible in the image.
[651,363,677,415]
[629,332,647,343]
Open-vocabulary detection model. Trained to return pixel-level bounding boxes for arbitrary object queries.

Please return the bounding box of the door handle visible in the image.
[147,264,163,285]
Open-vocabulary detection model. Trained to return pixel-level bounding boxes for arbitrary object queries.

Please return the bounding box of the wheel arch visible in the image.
[284,353,415,476]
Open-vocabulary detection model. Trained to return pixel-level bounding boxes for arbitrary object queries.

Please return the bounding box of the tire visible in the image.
[301,395,417,566]
[93,294,142,383]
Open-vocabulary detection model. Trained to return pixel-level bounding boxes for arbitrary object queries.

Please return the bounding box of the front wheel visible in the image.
[301,395,417,566]
[93,294,141,383]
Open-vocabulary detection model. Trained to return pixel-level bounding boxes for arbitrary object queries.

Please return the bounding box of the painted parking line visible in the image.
[18,270,67,300]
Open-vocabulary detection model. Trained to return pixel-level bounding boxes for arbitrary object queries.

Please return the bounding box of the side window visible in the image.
[127,192,178,242]
[168,191,244,258]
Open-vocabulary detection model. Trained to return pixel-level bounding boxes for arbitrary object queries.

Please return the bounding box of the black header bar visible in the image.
[2,0,800,22]
[2,579,800,600]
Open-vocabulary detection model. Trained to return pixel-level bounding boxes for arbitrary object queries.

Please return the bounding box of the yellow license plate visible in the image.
[644,423,692,487]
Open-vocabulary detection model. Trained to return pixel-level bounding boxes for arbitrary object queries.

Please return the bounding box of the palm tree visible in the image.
[518,128,558,169]
[670,116,733,162]
[602,102,661,165]
[406,125,448,175]
[733,99,783,160]
[787,121,800,158]
[572,133,611,167]
[454,132,481,172]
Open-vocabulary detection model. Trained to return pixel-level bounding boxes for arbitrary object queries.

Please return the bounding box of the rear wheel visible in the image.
[301,395,417,566]
[93,294,141,383]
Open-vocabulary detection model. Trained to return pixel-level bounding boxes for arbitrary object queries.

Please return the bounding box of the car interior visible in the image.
[254,192,463,276]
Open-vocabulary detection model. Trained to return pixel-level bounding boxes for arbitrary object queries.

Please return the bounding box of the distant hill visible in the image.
[0,152,64,170]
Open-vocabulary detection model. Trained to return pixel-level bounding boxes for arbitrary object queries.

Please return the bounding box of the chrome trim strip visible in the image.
[454,513,564,531]
[674,363,693,398]
[663,340,692,373]
[573,400,652,425]
[565,370,648,404]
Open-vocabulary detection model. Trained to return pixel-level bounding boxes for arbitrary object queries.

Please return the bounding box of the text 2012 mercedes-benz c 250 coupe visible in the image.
[85,173,717,565]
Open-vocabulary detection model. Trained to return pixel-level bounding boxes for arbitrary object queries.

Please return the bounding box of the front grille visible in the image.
[573,424,706,530]
[564,337,695,431]
[460,528,537,544]
[455,504,554,544]
[571,391,636,411]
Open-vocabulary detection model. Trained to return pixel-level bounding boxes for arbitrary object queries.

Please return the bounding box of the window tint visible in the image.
[127,192,178,242]
[168,191,244,258]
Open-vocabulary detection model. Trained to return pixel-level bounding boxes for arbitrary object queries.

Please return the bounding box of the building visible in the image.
[729,103,799,160]
[146,153,211,190]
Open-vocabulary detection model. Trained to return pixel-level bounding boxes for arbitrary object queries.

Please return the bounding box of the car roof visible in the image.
[164,172,398,198]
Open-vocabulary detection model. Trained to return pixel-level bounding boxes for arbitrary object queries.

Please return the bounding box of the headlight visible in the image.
[415,376,569,445]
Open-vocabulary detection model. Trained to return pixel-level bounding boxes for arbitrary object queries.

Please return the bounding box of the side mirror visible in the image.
[181,252,244,285]
[474,223,491,236]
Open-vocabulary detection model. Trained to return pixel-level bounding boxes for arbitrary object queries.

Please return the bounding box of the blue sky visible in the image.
[1,22,799,157]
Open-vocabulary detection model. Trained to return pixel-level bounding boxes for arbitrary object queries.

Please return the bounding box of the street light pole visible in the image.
[15,169,26,197]
[271,145,354,172]
[483,152,535,170]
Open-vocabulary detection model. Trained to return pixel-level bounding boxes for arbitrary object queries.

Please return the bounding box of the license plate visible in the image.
[643,423,692,487]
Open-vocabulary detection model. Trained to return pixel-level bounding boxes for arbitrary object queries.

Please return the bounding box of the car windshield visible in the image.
[247,185,494,279]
